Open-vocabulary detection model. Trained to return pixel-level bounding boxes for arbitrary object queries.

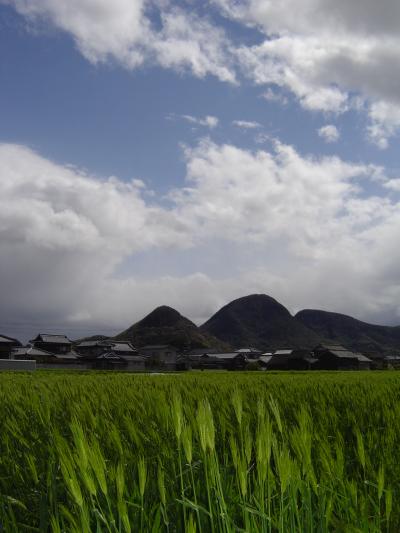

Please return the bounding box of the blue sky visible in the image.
[1,0,400,340]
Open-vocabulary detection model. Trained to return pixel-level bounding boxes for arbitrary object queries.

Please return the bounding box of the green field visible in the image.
[0,371,399,532]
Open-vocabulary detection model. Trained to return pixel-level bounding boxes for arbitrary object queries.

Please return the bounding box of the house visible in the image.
[13,346,53,361]
[188,352,248,370]
[75,339,114,358]
[267,349,317,370]
[235,347,263,359]
[111,341,138,356]
[0,335,22,359]
[313,344,372,370]
[13,346,79,364]
[255,354,273,369]
[382,355,400,369]
[93,352,126,370]
[139,345,177,369]
[76,339,138,358]
[30,334,72,354]
[75,339,144,370]
[120,355,147,372]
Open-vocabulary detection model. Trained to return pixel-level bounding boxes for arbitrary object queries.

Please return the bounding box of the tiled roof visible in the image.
[0,334,20,344]
[316,343,347,351]
[0,336,15,344]
[53,352,78,360]
[13,346,53,357]
[112,343,136,352]
[258,355,273,364]
[97,352,124,361]
[274,350,294,356]
[35,334,72,344]
[76,340,110,347]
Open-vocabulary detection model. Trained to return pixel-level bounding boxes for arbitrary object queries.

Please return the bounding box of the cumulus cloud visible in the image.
[1,141,400,339]
[214,0,400,145]
[318,125,340,143]
[5,0,236,82]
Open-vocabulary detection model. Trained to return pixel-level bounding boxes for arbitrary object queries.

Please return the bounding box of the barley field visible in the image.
[0,371,399,532]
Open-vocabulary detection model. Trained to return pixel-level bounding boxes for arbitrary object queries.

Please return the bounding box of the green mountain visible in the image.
[296,309,400,357]
[200,294,322,351]
[115,305,229,352]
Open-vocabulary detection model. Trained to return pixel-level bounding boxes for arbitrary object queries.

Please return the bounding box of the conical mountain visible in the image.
[200,294,322,351]
[296,309,400,357]
[115,305,229,351]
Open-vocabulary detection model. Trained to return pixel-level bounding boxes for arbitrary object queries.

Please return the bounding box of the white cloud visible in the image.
[1,141,400,338]
[262,88,288,105]
[6,0,400,142]
[150,7,236,83]
[5,0,147,67]
[180,114,219,129]
[215,0,400,144]
[367,101,400,149]
[5,0,236,82]
[232,120,262,129]
[172,140,385,254]
[318,124,340,143]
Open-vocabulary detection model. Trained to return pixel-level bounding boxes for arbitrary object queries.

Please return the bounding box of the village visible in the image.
[1,332,399,372]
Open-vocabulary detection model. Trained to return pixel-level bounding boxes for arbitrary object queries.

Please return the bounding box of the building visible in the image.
[120,355,147,372]
[75,339,144,370]
[188,352,248,370]
[383,355,400,369]
[267,349,317,370]
[140,345,177,369]
[0,335,22,359]
[75,339,113,358]
[76,339,138,358]
[111,341,138,357]
[313,344,372,370]
[234,347,263,359]
[13,346,79,364]
[255,354,273,369]
[93,352,126,370]
[30,334,73,354]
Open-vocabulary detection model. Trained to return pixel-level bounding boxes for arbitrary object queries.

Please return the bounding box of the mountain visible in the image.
[296,309,400,357]
[115,305,229,352]
[200,294,322,351]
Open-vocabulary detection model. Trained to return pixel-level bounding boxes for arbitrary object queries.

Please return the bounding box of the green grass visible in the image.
[0,370,399,531]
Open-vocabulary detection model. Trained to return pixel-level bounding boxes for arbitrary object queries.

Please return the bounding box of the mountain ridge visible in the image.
[200,294,322,351]
[296,308,400,357]
[74,297,400,356]
[114,305,230,351]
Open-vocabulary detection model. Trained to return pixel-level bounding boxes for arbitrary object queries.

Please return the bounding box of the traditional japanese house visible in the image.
[267,349,317,370]
[234,347,263,359]
[75,339,114,358]
[313,344,372,370]
[30,334,73,354]
[0,335,21,359]
[188,352,248,370]
[140,345,177,370]
[13,346,79,364]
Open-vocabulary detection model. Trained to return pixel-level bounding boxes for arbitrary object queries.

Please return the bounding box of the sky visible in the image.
[1,0,400,341]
